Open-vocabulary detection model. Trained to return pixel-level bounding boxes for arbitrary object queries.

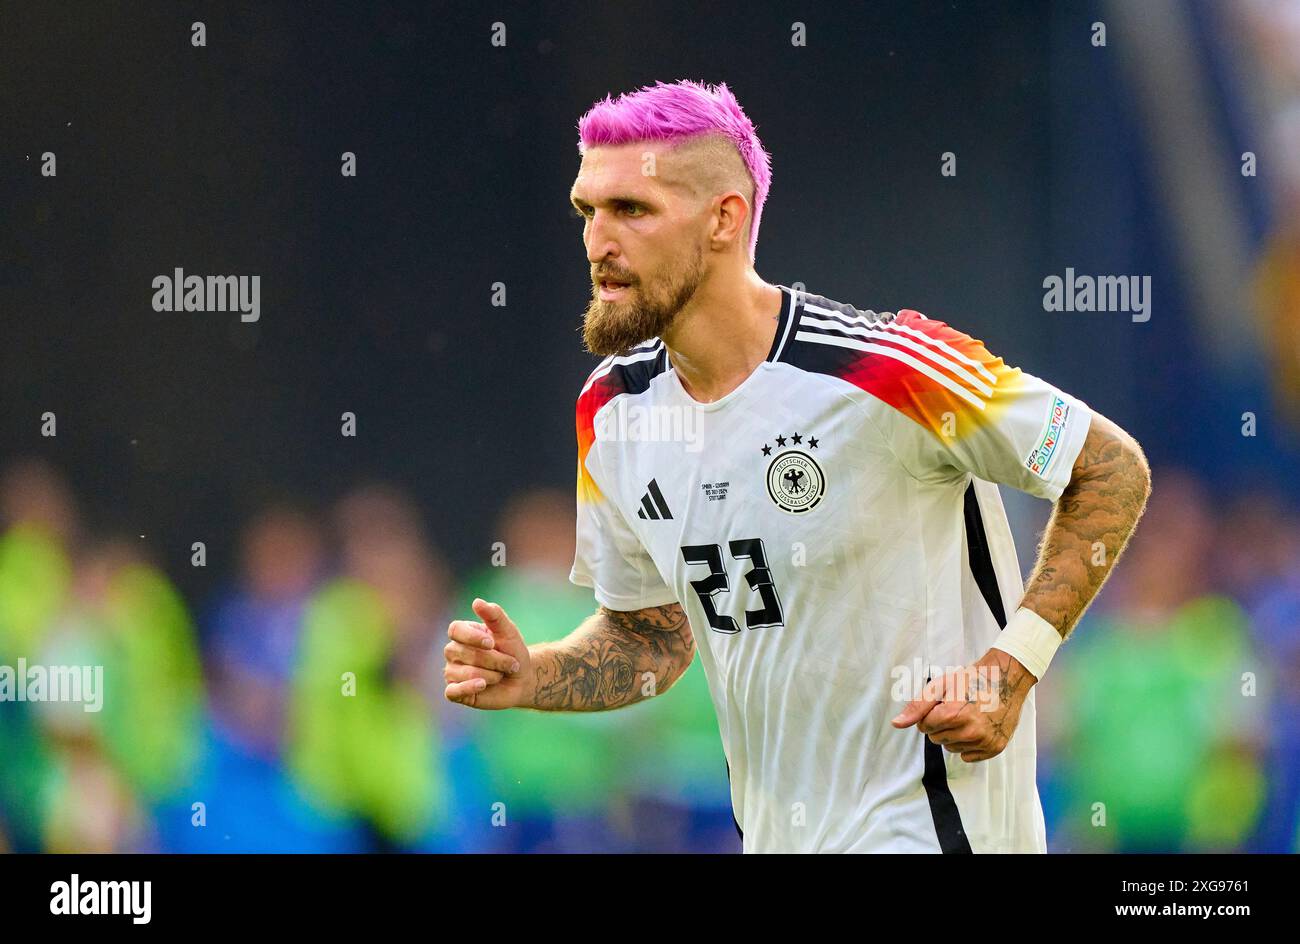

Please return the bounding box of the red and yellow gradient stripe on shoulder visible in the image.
[575,366,624,504]
[833,309,1031,440]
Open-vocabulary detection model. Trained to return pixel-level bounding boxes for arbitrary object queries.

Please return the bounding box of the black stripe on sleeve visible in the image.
[963,480,1008,629]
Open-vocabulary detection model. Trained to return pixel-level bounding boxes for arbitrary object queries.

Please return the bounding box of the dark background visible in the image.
[8,1,1263,600]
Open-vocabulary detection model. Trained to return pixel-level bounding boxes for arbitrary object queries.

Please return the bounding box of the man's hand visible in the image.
[444,598,533,709]
[890,648,1037,762]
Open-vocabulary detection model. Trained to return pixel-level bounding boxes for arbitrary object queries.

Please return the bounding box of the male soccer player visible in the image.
[445,79,1151,852]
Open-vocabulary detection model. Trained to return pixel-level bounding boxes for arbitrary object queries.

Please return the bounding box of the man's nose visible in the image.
[585,210,620,264]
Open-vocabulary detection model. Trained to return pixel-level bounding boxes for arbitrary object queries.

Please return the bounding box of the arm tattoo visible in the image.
[530,603,695,711]
[1021,414,1151,640]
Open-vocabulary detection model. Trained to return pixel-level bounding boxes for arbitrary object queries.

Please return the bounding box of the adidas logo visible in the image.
[636,478,673,520]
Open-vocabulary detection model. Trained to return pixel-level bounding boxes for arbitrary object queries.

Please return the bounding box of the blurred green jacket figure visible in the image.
[1051,596,1267,851]
[288,578,444,844]
[96,562,205,802]
[0,525,69,849]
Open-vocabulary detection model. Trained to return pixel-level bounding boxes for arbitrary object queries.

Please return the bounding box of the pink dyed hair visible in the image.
[576,79,772,264]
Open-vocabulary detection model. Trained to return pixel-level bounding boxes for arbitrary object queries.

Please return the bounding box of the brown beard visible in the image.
[581,242,706,356]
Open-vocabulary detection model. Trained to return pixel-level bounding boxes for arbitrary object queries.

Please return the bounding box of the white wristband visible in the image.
[990,607,1062,681]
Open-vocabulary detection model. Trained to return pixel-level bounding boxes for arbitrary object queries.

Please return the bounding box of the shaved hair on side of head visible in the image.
[658,131,756,233]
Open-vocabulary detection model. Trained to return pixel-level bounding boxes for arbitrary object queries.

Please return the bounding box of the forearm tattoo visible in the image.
[531,604,695,711]
[1022,416,1151,640]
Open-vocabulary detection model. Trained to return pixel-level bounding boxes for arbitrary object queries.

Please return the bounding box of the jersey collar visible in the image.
[766,284,804,364]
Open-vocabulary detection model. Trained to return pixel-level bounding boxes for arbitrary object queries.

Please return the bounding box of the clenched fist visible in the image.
[444,598,534,709]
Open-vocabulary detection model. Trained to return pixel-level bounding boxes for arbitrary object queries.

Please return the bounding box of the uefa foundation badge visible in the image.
[759,431,825,514]
[1025,396,1070,479]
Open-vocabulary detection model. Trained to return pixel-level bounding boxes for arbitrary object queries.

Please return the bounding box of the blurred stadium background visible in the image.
[2,1,1298,852]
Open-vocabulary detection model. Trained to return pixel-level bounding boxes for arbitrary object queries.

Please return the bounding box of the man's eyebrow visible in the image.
[569,194,650,208]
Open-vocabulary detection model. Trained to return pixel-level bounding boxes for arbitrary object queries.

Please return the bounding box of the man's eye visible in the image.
[571,204,641,219]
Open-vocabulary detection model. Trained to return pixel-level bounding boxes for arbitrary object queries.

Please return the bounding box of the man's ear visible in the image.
[711,191,751,250]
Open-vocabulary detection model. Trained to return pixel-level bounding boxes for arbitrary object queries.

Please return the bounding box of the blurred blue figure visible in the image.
[1215,491,1300,853]
[165,504,372,852]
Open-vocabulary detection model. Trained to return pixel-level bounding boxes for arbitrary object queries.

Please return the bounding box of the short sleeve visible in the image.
[868,310,1093,502]
[569,395,678,611]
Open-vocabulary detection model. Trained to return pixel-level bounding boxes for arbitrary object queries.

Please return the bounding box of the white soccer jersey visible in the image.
[570,284,1093,853]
